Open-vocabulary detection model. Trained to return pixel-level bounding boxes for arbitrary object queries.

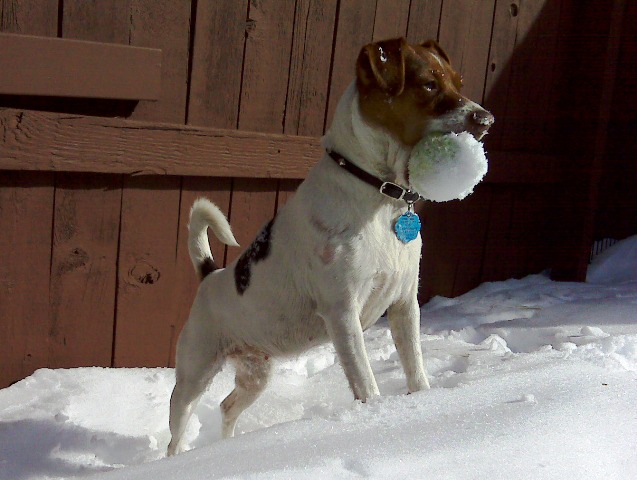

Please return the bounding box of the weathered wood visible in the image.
[373,0,410,40]
[438,0,496,103]
[128,0,192,123]
[0,172,54,387]
[226,0,297,264]
[485,151,561,184]
[0,0,57,389]
[285,0,337,136]
[48,173,121,369]
[0,108,322,178]
[0,0,57,35]
[324,0,376,127]
[187,0,248,128]
[113,176,181,367]
[406,0,443,42]
[484,0,562,153]
[419,187,492,300]
[0,32,161,100]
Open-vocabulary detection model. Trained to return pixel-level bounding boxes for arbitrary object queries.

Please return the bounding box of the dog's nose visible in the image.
[466,108,494,140]
[471,110,495,127]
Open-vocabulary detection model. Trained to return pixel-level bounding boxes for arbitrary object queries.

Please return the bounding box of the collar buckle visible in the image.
[380,182,421,204]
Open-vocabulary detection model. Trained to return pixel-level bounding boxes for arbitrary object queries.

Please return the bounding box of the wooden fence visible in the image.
[1,0,634,388]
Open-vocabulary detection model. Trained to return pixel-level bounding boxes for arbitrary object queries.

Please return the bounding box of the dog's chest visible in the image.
[354,224,420,328]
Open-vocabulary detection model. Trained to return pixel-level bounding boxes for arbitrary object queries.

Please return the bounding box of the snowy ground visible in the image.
[1,235,636,480]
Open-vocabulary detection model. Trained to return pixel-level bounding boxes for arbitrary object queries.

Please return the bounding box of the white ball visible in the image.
[408,132,488,202]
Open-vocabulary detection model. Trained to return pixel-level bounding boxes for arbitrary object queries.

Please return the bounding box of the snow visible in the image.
[408,132,488,202]
[2,236,637,480]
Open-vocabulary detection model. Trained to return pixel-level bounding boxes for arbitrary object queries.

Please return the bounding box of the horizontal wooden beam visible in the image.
[0,108,322,179]
[486,151,562,184]
[0,33,161,100]
[0,108,562,182]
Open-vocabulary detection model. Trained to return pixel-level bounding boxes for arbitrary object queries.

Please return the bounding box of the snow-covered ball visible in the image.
[408,132,488,202]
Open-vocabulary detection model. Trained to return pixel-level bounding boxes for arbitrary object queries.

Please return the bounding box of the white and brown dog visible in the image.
[167,37,493,455]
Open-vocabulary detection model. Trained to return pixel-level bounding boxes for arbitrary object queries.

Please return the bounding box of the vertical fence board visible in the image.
[184,0,247,256]
[63,0,130,43]
[187,0,248,129]
[227,0,296,263]
[325,0,376,128]
[285,0,337,136]
[48,174,121,368]
[438,0,496,103]
[281,0,338,207]
[485,0,561,153]
[114,176,181,367]
[61,1,128,368]
[0,173,54,387]
[373,0,410,41]
[0,0,57,35]
[112,0,191,366]
[406,0,443,42]
[0,0,58,388]
[365,0,411,171]
[419,187,492,300]
[128,0,192,123]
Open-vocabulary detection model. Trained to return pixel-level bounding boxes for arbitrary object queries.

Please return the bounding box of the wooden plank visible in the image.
[0,108,322,178]
[239,0,295,133]
[484,0,561,153]
[48,173,121,369]
[418,186,492,301]
[324,0,376,128]
[0,0,57,35]
[551,0,624,281]
[281,0,338,209]
[373,0,410,41]
[226,0,296,264]
[113,176,181,367]
[0,172,54,387]
[170,177,233,367]
[61,0,130,370]
[128,0,192,123]
[485,151,561,184]
[187,0,248,128]
[595,0,637,240]
[0,33,161,100]
[406,0,443,42]
[438,0,496,103]
[285,0,338,136]
[0,0,57,389]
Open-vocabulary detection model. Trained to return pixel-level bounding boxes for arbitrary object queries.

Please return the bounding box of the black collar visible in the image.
[327,150,423,204]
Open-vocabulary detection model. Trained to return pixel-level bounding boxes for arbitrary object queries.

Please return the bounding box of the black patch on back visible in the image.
[200,257,219,279]
[234,219,274,295]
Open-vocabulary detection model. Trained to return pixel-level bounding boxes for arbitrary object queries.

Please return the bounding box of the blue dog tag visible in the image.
[394,211,421,243]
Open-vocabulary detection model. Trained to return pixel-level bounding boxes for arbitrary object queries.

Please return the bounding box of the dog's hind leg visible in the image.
[167,349,224,456]
[221,349,272,438]
[387,296,430,393]
[167,299,226,456]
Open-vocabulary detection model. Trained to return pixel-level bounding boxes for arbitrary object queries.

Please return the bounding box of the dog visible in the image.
[167,37,494,455]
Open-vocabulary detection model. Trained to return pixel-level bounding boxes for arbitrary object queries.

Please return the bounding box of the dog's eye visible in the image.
[423,81,438,92]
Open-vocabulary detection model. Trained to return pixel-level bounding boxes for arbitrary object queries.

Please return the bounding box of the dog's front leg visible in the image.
[388,297,430,392]
[321,306,380,401]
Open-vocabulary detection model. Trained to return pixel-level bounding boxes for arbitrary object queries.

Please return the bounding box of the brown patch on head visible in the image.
[356,37,467,146]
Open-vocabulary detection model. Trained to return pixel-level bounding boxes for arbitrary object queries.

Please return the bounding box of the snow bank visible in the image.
[1,236,636,480]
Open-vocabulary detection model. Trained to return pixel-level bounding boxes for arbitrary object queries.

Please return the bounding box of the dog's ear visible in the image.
[356,38,407,96]
[421,39,451,64]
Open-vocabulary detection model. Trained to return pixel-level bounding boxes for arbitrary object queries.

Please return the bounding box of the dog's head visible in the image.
[356,38,494,146]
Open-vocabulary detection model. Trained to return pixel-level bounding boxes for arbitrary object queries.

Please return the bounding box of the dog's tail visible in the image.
[188,198,239,279]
